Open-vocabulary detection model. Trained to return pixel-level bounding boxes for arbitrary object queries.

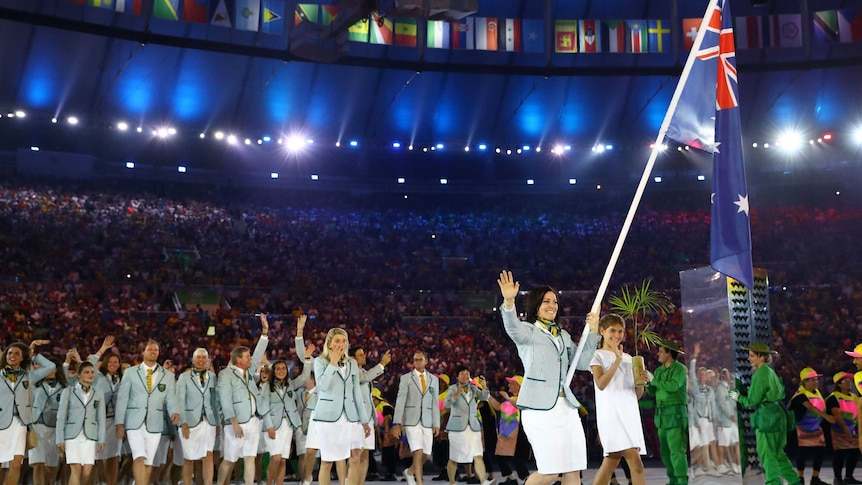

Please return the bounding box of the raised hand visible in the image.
[586,312,599,334]
[304,343,316,358]
[260,313,269,335]
[497,270,520,301]
[297,314,307,336]
[99,336,116,354]
[380,349,392,367]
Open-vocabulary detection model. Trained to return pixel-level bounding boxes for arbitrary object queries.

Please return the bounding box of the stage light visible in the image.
[311,174,319,180]
[569,179,577,185]
[152,130,158,136]
[392,142,401,148]
[408,145,414,150]
[436,143,444,150]
[506,149,512,155]
[697,175,706,181]
[430,146,436,151]
[306,139,314,144]
[51,118,58,123]
[277,138,283,144]
[214,131,225,140]
[263,136,272,142]
[257,139,262,145]
[200,133,206,139]
[335,141,341,147]
[654,176,663,183]
[554,145,563,154]
[596,184,602,190]
[464,146,470,152]
[270,172,279,179]
[178,166,186,173]
[136,126,142,133]
[763,142,770,148]
[823,133,833,141]
[776,130,803,152]
[478,144,487,151]
[245,139,252,145]
[536,146,542,153]
[495,148,501,153]
[522,145,531,151]
[423,147,428,152]
[564,145,572,151]
[440,178,448,185]
[853,127,862,144]
[605,144,614,150]
[15,110,25,118]
[592,145,605,153]
[67,116,79,125]
[117,122,128,131]
[7,113,14,118]
[157,128,169,138]
[30,146,39,151]
[125,161,135,169]
[349,140,358,147]
[227,135,237,145]
[397,178,405,184]
[526,179,534,185]
[516,149,522,154]
[752,142,758,148]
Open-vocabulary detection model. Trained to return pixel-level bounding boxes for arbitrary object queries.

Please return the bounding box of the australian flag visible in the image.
[666,0,754,289]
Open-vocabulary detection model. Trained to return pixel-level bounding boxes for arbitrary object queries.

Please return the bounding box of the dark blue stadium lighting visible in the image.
[263,136,271,142]
[349,140,358,147]
[436,143,444,150]
[392,142,401,148]
[478,144,488,151]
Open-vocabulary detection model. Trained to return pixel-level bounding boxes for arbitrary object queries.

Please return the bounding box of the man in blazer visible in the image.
[215,314,270,485]
[0,340,55,485]
[391,351,440,485]
[114,340,179,485]
[352,347,392,485]
[443,366,492,485]
[176,348,219,485]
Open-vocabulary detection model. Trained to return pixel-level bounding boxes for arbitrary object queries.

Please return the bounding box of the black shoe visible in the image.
[467,478,480,484]
[381,475,398,482]
[845,478,862,485]
[501,479,517,485]
[811,478,831,485]
[456,477,467,483]
[433,475,450,482]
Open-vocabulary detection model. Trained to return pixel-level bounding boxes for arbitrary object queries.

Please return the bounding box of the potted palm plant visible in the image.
[608,280,671,386]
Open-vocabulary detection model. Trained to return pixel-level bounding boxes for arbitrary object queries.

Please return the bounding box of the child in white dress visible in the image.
[590,314,647,485]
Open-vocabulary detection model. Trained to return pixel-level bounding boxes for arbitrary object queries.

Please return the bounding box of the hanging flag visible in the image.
[210,0,232,27]
[838,9,862,42]
[554,20,577,53]
[666,0,753,288]
[349,19,369,42]
[501,18,521,52]
[521,19,543,53]
[153,0,179,20]
[768,14,802,47]
[451,17,473,49]
[626,20,648,53]
[427,19,449,48]
[603,20,625,53]
[88,0,114,9]
[370,13,393,45]
[475,17,499,50]
[183,0,209,23]
[578,19,600,52]
[733,16,766,49]
[294,4,316,25]
[394,18,416,46]
[682,18,701,50]
[812,11,839,44]
[115,0,141,14]
[319,5,338,25]
[235,0,260,31]
[260,0,283,34]
[647,19,671,52]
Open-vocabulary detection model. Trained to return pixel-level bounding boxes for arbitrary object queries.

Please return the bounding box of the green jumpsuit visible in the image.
[737,364,800,485]
[646,359,688,485]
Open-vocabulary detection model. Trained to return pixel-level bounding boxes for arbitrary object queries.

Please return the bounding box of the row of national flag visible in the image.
[63,0,286,33]
[812,9,862,44]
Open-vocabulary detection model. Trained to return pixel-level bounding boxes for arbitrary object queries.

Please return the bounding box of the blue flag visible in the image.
[666,0,754,288]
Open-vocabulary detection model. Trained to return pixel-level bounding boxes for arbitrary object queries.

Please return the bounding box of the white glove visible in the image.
[728,389,740,401]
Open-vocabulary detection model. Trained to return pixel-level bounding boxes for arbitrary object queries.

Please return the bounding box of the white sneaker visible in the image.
[404,470,417,485]
[482,480,496,485]
[716,464,730,474]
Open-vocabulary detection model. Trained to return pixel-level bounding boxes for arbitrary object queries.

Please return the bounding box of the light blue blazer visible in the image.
[0,354,57,429]
[114,364,178,433]
[56,385,107,444]
[33,381,65,427]
[393,371,441,428]
[217,335,269,424]
[358,363,385,424]
[444,384,490,432]
[262,360,311,431]
[89,355,121,419]
[501,305,599,411]
[295,387,317,434]
[311,356,369,423]
[176,369,219,427]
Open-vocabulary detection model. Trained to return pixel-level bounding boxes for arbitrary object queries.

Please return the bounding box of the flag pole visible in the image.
[565,0,720,386]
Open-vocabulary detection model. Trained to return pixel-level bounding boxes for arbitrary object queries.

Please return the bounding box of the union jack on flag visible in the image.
[666,0,754,289]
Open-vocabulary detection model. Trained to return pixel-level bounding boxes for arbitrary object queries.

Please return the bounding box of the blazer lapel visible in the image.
[412,373,424,395]
[136,365,148,392]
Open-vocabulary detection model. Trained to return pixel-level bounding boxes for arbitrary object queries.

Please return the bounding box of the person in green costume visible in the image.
[728,342,800,485]
[642,338,689,485]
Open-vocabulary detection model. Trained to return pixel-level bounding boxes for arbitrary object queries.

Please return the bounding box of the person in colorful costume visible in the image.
[843,345,862,463]
[644,338,688,485]
[789,367,835,485]
[729,342,800,485]
[488,376,530,485]
[826,372,860,485]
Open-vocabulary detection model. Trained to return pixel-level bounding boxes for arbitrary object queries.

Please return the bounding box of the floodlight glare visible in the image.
[244,139,252,145]
[440,178,448,185]
[478,144,487,151]
[397,178,405,184]
[227,135,237,144]
[14,110,25,118]
[30,146,39,151]
[270,172,279,179]
[697,175,706,181]
[67,116,79,125]
[117,122,129,131]
[263,136,272,142]
[654,176,663,183]
[526,179,534,185]
[569,179,577,185]
[436,143,444,150]
[125,161,135,169]
[178,166,187,173]
[311,174,319,180]
[392,142,401,148]
[464,146,470,152]
[200,133,206,139]
[349,140,358,147]
[214,131,225,140]
[776,130,803,152]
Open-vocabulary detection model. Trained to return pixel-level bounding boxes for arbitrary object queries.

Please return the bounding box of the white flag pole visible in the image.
[565,0,720,386]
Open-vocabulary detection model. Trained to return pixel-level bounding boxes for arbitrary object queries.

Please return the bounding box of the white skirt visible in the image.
[179,422,216,461]
[0,419,26,462]
[222,417,261,463]
[717,425,739,446]
[65,432,97,465]
[29,424,60,466]
[521,400,587,474]
[448,428,483,463]
[96,418,120,460]
[310,415,363,462]
[265,418,295,456]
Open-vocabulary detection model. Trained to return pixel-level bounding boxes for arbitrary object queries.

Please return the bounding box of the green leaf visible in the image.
[607,279,671,356]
